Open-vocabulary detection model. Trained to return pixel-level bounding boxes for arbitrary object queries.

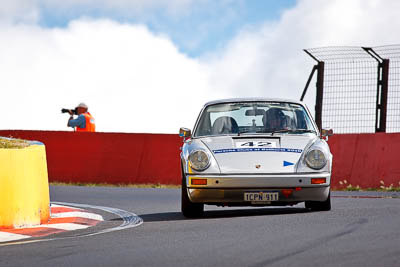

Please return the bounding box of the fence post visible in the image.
[362,47,390,133]
[315,61,325,131]
[377,59,389,132]
[300,65,318,101]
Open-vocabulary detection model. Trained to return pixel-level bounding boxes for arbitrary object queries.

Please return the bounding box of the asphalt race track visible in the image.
[1,186,399,267]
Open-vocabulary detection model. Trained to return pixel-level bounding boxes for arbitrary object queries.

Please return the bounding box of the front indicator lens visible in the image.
[191,178,207,185]
[311,178,326,184]
[305,149,327,170]
[188,150,210,171]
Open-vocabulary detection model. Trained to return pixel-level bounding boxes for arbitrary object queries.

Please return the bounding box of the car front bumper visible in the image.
[185,172,330,204]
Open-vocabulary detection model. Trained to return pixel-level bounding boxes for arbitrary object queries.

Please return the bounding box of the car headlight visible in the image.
[188,150,210,171]
[305,149,327,170]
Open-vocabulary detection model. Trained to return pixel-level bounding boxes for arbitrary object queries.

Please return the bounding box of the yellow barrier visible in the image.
[0,144,50,228]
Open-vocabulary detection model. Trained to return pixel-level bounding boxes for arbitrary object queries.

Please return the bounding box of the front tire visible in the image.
[181,175,204,218]
[305,191,331,211]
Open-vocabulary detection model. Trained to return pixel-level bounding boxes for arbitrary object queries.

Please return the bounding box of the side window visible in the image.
[281,110,296,130]
[196,111,212,136]
[294,110,307,129]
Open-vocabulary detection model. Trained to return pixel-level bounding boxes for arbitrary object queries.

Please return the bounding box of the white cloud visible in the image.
[202,0,400,113]
[0,0,399,133]
[0,0,39,23]
[0,19,213,133]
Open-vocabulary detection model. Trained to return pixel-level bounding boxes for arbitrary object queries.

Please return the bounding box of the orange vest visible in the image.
[76,112,96,132]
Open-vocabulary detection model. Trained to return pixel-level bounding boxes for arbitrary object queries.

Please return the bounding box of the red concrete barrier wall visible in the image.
[0,130,182,185]
[1,130,399,188]
[328,133,400,189]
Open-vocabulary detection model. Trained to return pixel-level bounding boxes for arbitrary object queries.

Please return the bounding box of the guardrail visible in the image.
[0,130,399,189]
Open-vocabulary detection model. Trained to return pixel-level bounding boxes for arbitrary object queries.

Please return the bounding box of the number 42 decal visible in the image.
[236,141,276,148]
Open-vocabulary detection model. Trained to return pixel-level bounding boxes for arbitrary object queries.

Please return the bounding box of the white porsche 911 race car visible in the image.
[180,98,333,218]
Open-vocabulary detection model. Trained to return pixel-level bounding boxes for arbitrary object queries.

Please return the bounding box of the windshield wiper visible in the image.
[288,129,317,134]
[256,129,274,133]
[256,129,316,135]
[255,129,289,135]
[270,129,290,136]
[238,130,251,136]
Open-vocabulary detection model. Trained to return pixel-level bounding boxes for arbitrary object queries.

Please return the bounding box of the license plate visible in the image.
[244,192,279,202]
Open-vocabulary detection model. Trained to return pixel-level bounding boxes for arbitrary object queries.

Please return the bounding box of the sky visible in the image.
[1,0,400,133]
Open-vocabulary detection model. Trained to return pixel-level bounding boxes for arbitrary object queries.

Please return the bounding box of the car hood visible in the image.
[201,135,317,173]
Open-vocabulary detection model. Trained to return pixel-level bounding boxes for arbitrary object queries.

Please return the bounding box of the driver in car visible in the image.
[263,108,288,130]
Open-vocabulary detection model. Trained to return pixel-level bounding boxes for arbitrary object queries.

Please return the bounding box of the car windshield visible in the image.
[193,102,316,137]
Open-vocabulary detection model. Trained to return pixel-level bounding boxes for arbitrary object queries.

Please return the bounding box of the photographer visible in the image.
[66,103,96,132]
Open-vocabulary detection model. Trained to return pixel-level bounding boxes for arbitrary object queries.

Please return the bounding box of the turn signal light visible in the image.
[311,178,326,184]
[191,178,207,185]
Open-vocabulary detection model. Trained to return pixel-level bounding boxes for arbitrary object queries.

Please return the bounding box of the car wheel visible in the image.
[181,175,204,218]
[305,191,331,211]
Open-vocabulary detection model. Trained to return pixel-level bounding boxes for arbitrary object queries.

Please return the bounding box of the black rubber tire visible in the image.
[305,191,331,211]
[181,172,204,218]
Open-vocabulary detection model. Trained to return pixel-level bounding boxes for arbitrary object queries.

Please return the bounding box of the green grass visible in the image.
[50,181,180,189]
[0,138,29,149]
[335,179,400,192]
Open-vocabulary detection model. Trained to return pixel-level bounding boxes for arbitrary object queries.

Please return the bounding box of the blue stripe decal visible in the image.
[213,148,302,154]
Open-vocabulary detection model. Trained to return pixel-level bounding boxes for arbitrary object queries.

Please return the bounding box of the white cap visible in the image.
[76,102,88,109]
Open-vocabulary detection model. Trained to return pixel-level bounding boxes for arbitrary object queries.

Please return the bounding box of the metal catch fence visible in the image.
[301,45,400,134]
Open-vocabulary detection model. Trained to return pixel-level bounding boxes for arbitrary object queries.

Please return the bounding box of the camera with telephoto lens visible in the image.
[61,108,77,115]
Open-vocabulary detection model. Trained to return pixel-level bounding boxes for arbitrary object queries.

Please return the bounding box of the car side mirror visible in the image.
[179,127,191,138]
[321,129,333,141]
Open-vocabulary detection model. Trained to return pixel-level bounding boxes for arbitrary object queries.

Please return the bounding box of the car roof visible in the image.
[204,98,304,107]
